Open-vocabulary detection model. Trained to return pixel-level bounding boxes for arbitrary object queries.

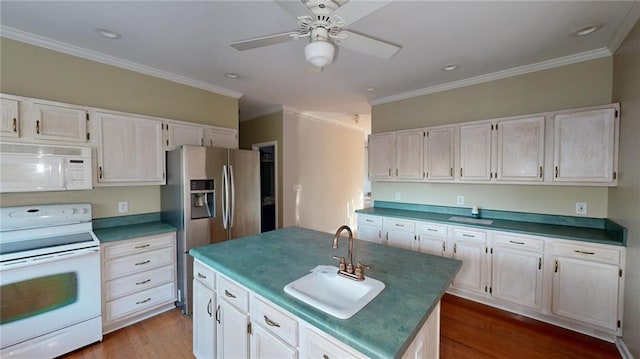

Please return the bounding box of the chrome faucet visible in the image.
[332,225,369,281]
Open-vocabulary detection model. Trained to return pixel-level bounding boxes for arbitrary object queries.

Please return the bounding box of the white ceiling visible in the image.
[1,1,639,133]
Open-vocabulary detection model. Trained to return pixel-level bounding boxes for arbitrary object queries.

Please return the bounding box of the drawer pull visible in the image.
[574,250,595,255]
[366,219,373,222]
[427,228,438,232]
[135,279,151,285]
[135,260,151,266]
[136,297,151,305]
[462,233,475,238]
[207,298,212,317]
[197,272,207,279]
[509,240,525,245]
[323,355,330,359]
[224,289,237,298]
[263,315,281,328]
[215,305,221,324]
[395,224,405,227]
[135,244,151,249]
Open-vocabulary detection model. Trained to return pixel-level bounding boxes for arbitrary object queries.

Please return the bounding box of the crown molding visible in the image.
[369,48,612,106]
[282,107,367,133]
[1,26,243,99]
[607,1,640,54]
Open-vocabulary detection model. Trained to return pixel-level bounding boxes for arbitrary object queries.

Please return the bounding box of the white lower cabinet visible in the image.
[551,242,622,332]
[252,324,297,359]
[356,215,382,243]
[217,299,250,358]
[383,218,418,251]
[450,227,488,294]
[101,232,177,334]
[416,222,448,256]
[193,261,217,359]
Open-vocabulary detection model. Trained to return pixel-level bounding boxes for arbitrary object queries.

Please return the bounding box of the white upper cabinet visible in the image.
[496,116,545,182]
[204,127,238,149]
[552,107,618,184]
[164,122,204,150]
[425,126,455,180]
[368,132,394,180]
[95,111,165,185]
[32,102,89,143]
[459,121,493,181]
[394,129,424,180]
[0,97,19,138]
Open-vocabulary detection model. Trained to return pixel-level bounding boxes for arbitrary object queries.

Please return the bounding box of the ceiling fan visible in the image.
[230,0,401,68]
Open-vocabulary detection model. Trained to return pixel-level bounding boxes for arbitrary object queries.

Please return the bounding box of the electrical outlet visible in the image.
[457,195,464,205]
[395,192,401,200]
[575,202,587,215]
[118,201,128,213]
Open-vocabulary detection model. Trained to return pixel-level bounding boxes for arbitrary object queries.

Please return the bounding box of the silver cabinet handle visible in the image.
[509,240,525,245]
[224,289,236,298]
[135,260,150,266]
[462,233,475,238]
[136,298,151,305]
[134,244,150,249]
[207,298,212,317]
[135,279,151,285]
[574,250,595,255]
[197,272,207,279]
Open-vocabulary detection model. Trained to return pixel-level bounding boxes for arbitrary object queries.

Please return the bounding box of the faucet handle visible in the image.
[357,262,371,270]
[332,255,346,272]
[355,262,371,280]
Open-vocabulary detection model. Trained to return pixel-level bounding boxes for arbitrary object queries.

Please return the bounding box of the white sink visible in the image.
[284,265,385,319]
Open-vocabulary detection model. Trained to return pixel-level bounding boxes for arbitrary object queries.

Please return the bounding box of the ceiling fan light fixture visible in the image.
[305,40,335,67]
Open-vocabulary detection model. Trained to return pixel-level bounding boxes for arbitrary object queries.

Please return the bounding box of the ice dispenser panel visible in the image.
[190,179,215,219]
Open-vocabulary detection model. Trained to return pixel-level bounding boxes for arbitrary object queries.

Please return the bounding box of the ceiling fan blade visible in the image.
[331,0,393,25]
[337,30,401,59]
[230,32,300,51]
[274,0,313,19]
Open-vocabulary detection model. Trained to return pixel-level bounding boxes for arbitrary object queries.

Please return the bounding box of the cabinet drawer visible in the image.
[194,260,216,290]
[105,282,176,323]
[105,264,176,301]
[493,233,544,252]
[301,324,365,359]
[416,222,447,238]
[553,242,620,264]
[103,233,175,260]
[358,215,382,227]
[383,218,415,232]
[217,275,249,312]
[452,228,486,242]
[251,295,298,347]
[104,246,174,280]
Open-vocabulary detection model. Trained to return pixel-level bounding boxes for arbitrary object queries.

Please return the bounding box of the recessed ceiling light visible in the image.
[95,28,121,39]
[442,64,458,71]
[366,86,376,92]
[225,73,240,79]
[572,23,602,37]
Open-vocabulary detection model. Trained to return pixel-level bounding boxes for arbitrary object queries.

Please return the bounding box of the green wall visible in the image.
[239,111,284,228]
[610,20,640,357]
[371,57,614,217]
[0,38,239,218]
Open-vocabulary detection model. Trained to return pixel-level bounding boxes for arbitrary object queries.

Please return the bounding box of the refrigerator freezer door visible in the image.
[206,147,230,244]
[228,149,261,239]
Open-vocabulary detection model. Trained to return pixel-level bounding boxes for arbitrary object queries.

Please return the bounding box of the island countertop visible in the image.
[189,226,461,358]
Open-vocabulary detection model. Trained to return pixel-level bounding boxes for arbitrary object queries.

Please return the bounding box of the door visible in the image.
[217,299,250,359]
[496,116,545,182]
[459,122,493,181]
[251,324,297,359]
[425,126,455,180]
[358,225,381,244]
[228,149,261,240]
[394,129,424,179]
[1,98,19,138]
[491,247,543,310]
[33,102,88,143]
[166,122,203,150]
[193,280,216,359]
[203,147,229,244]
[368,133,394,180]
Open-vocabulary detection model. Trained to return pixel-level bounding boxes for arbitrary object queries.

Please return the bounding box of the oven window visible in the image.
[0,272,78,324]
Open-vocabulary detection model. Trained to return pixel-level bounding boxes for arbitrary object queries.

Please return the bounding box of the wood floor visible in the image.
[64,294,620,358]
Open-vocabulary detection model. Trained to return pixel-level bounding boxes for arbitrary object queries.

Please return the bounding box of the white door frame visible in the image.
[252,141,278,229]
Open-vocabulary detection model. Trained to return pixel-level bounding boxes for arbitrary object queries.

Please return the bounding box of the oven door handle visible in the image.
[0,247,100,270]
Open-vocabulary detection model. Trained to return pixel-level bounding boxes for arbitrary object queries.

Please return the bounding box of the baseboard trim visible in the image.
[616,337,633,359]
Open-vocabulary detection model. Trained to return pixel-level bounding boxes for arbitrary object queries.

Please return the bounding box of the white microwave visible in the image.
[0,142,93,193]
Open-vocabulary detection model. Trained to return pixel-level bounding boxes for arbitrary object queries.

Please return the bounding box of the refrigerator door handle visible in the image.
[222,165,229,229]
[230,164,235,228]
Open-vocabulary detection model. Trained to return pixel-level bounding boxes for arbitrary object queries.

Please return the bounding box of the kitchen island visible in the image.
[190,226,461,358]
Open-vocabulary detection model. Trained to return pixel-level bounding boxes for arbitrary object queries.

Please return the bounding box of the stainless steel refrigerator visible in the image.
[161,145,260,315]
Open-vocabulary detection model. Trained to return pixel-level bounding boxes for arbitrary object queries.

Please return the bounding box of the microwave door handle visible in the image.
[230,165,235,228]
[222,165,228,229]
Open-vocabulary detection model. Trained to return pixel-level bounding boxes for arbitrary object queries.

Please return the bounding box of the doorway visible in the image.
[252,142,277,232]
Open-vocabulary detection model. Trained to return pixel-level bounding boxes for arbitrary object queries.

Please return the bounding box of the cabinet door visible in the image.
[394,129,424,180]
[193,280,216,359]
[425,126,455,180]
[496,116,544,182]
[459,122,493,181]
[357,224,381,244]
[451,229,487,294]
[251,324,297,359]
[217,299,250,359]
[386,230,417,251]
[96,112,165,184]
[491,247,543,310]
[33,102,88,142]
[368,133,394,180]
[205,128,238,149]
[418,235,446,257]
[166,122,203,149]
[0,98,19,138]
[553,108,617,183]
[552,257,619,330]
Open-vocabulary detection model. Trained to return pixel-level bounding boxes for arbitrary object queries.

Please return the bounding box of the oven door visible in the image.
[0,247,101,348]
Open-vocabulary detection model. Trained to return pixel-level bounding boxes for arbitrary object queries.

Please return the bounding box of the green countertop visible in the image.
[94,221,176,243]
[190,227,461,358]
[356,203,626,246]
